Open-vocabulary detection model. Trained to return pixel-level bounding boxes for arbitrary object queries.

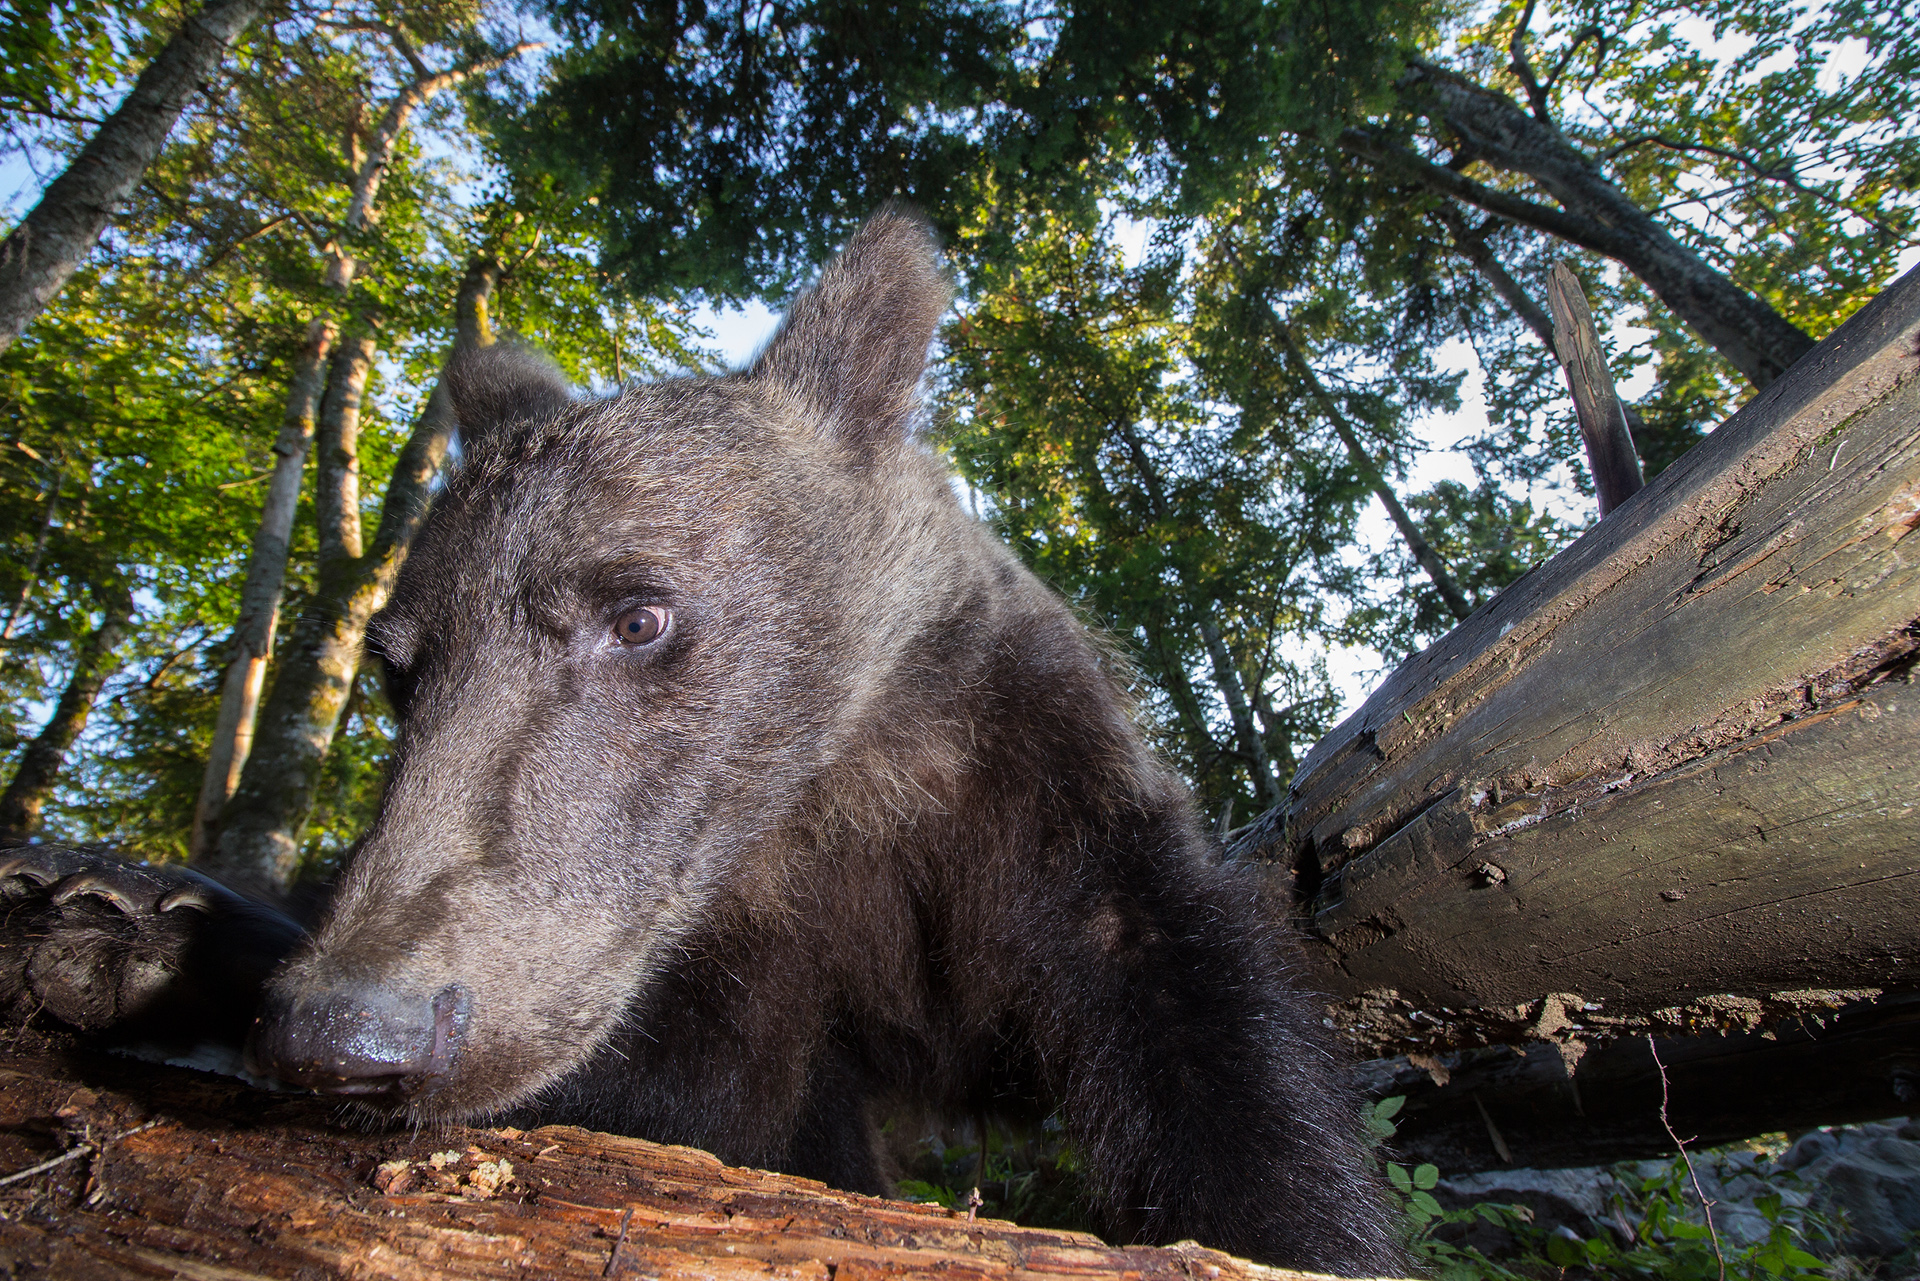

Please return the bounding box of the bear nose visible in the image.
[245,983,469,1099]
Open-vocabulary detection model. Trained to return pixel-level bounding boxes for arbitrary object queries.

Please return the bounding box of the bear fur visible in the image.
[0,209,1402,1275]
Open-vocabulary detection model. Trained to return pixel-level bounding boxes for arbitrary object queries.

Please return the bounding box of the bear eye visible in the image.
[611,604,670,647]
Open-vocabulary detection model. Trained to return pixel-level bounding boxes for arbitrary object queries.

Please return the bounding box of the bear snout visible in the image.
[245,981,469,1100]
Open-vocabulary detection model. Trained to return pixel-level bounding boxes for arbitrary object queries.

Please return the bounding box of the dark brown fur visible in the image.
[3,211,1403,1274]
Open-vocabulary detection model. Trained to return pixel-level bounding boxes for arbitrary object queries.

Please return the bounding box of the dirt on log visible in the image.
[0,1028,1400,1281]
[1233,261,1920,1028]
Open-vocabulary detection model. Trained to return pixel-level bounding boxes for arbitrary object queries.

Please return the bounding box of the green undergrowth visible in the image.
[883,1113,1094,1233]
[877,1099,1880,1280]
[1366,1097,1859,1281]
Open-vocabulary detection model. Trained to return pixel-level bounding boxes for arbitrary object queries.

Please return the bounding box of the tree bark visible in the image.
[1433,207,1652,445]
[315,327,377,565]
[0,0,265,355]
[1233,262,1920,1022]
[0,1026,1370,1280]
[190,319,334,857]
[1361,993,1920,1174]
[1341,63,1817,389]
[1276,332,1473,621]
[189,41,533,861]
[1544,263,1644,515]
[0,585,135,838]
[206,256,501,886]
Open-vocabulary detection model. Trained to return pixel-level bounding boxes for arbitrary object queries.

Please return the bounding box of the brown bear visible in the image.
[0,209,1401,1275]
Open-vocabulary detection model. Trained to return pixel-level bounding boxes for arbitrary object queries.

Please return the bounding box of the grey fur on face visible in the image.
[263,207,1403,1274]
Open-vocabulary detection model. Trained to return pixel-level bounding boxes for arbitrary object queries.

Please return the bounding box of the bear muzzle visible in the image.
[245,981,470,1100]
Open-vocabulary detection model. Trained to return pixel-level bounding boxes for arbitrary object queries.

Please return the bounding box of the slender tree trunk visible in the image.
[205,256,500,885]
[1196,614,1284,808]
[315,327,377,564]
[1105,423,1286,804]
[1275,331,1473,621]
[0,0,265,355]
[188,44,536,861]
[1342,64,1816,389]
[1434,207,1556,351]
[0,586,136,839]
[190,319,335,857]
[2,473,62,640]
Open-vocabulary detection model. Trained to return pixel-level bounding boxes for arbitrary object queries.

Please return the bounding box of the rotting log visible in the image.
[1233,261,1920,1028]
[1362,991,1920,1174]
[0,1029,1396,1281]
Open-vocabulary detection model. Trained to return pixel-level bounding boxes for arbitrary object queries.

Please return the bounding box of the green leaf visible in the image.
[1412,1163,1440,1190]
[1387,1163,1413,1192]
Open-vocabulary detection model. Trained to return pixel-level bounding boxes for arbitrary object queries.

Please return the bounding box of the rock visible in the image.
[1814,1136,1920,1256]
[1784,1130,1840,1171]
[1437,1167,1618,1236]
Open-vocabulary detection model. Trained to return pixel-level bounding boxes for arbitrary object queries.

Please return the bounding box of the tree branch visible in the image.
[1506,0,1553,125]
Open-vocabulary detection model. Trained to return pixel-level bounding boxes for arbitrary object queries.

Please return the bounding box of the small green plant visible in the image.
[1365,1097,1531,1280]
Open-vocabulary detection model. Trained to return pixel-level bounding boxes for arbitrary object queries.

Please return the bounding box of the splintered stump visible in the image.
[0,1030,1391,1281]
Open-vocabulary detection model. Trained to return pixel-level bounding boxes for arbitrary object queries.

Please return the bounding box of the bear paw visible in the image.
[0,845,297,1039]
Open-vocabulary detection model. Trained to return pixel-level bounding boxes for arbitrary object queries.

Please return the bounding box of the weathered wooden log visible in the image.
[0,1029,1397,1281]
[1358,991,1920,1174]
[1234,261,1920,1022]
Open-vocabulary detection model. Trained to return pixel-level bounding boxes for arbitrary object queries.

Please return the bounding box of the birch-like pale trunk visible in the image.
[0,0,265,355]
[205,256,501,886]
[0,585,136,838]
[190,41,534,859]
[190,319,334,856]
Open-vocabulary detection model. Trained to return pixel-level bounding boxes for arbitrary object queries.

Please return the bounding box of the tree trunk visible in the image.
[1544,264,1644,515]
[1197,614,1285,808]
[315,327,377,565]
[0,0,265,355]
[187,41,533,862]
[190,319,335,857]
[0,586,135,838]
[1434,208,1652,445]
[1342,63,1818,389]
[1276,332,1473,621]
[1233,262,1920,1023]
[1,472,61,640]
[0,1026,1371,1280]
[1359,993,1920,1174]
[205,257,500,886]
[1108,423,1286,803]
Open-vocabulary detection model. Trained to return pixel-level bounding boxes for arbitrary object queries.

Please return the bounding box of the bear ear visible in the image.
[750,204,950,450]
[446,342,573,454]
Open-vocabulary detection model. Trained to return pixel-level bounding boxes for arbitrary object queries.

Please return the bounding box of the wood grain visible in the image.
[0,1030,1399,1281]
[1234,262,1920,1018]
[1546,262,1644,515]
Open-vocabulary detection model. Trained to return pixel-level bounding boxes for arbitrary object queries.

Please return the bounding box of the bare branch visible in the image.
[1507,0,1553,125]
[1597,134,1920,247]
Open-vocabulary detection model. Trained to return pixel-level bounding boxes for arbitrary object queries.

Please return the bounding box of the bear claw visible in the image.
[51,875,148,915]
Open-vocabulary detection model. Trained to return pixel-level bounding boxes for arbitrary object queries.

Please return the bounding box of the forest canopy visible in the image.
[2,0,1916,881]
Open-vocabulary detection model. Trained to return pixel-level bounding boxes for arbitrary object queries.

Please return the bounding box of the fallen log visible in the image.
[0,1028,1396,1281]
[1360,991,1920,1174]
[1235,261,1920,1028]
